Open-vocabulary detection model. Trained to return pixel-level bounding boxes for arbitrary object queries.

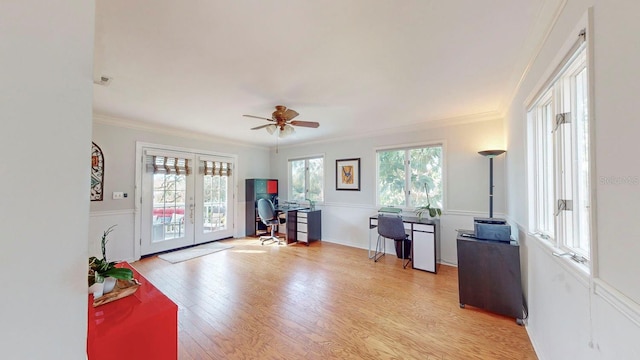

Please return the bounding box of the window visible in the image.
[376,145,443,208]
[528,30,591,261]
[289,156,324,202]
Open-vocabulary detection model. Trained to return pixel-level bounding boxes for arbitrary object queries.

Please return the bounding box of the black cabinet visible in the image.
[456,230,525,324]
[287,210,321,245]
[245,179,278,237]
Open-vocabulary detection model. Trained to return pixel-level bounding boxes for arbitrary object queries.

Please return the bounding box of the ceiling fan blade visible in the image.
[243,114,275,122]
[290,120,320,128]
[251,124,272,130]
[283,109,299,121]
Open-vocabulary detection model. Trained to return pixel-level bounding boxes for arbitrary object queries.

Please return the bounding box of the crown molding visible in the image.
[499,0,568,115]
[93,112,268,150]
[274,111,503,151]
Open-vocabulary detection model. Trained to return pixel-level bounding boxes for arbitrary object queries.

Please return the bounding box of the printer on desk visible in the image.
[473,217,511,242]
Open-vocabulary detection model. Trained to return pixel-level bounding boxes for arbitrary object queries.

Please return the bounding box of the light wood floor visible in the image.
[132,238,537,360]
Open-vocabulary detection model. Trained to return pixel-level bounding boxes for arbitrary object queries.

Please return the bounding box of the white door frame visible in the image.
[134,141,238,260]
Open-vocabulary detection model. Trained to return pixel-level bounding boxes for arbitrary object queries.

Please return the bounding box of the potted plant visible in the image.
[415,184,442,219]
[88,225,133,297]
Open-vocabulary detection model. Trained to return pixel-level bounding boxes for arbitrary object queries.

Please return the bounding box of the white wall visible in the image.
[0,1,94,359]
[270,118,506,265]
[90,117,271,261]
[90,115,501,268]
[505,0,640,358]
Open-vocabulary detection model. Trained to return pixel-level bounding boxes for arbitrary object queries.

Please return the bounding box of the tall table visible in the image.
[87,263,178,359]
[456,230,525,324]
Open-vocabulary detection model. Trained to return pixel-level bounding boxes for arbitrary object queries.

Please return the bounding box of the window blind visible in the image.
[201,161,232,176]
[145,155,191,175]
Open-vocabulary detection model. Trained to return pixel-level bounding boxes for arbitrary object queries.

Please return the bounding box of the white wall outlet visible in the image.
[112,192,124,199]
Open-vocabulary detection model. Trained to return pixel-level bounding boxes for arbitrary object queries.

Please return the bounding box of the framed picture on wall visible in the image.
[91,142,104,201]
[336,158,360,191]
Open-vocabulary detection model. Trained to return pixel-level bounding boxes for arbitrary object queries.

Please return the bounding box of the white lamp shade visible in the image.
[279,124,295,138]
[266,124,277,135]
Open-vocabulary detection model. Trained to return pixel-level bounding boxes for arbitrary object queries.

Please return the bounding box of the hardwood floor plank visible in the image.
[132,238,537,359]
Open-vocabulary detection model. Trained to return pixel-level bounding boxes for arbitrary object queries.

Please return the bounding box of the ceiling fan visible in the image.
[243,105,319,137]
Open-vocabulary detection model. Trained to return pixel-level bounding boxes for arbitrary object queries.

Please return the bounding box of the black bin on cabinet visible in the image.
[395,239,412,259]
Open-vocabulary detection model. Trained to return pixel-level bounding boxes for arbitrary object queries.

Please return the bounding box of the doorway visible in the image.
[137,145,235,256]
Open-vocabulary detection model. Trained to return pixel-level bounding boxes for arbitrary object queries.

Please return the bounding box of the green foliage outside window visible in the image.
[377,146,442,208]
[289,157,323,202]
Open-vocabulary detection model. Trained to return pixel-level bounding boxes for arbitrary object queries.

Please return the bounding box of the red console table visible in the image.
[87,263,177,360]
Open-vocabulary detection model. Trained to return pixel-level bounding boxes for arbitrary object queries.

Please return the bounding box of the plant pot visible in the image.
[89,277,117,298]
[103,277,117,293]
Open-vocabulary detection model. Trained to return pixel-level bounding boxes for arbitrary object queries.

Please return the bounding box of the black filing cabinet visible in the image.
[456,230,525,324]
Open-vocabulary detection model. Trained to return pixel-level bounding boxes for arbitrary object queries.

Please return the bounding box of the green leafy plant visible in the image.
[415,184,442,219]
[88,225,133,286]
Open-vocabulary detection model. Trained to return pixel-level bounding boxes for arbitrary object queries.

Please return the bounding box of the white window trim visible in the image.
[524,10,595,272]
[374,140,446,210]
[287,153,325,204]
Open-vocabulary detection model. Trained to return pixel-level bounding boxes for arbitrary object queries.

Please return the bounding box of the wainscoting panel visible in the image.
[318,204,487,266]
[89,210,136,263]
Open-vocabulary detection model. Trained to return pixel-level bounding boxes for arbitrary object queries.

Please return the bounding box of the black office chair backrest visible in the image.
[257,198,276,224]
[377,215,406,240]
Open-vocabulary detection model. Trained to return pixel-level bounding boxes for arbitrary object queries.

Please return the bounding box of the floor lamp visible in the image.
[478,150,506,219]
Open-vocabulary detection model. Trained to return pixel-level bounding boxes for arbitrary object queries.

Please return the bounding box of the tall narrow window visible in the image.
[528,30,591,260]
[376,145,443,208]
[288,156,324,202]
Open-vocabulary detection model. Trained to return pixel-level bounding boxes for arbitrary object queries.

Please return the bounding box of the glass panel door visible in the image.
[195,157,234,244]
[140,149,235,255]
[141,152,195,255]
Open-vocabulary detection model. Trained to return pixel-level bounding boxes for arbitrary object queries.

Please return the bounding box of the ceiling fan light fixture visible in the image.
[285,124,295,136]
[244,105,318,139]
[266,124,277,135]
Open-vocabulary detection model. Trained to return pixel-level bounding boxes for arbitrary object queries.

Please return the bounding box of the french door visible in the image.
[140,147,235,255]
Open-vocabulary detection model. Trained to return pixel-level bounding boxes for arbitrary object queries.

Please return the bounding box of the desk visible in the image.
[369,215,440,273]
[87,263,178,360]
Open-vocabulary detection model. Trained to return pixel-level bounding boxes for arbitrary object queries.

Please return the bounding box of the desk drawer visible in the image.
[297,212,308,224]
[414,224,434,232]
[297,232,308,242]
[297,223,308,232]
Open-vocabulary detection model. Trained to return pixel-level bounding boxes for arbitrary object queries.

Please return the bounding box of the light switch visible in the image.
[112,192,124,199]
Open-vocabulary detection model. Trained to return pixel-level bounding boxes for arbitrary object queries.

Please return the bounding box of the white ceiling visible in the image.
[93,0,559,146]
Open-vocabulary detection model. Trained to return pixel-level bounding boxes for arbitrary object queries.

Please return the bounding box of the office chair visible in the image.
[257,198,283,245]
[375,215,411,268]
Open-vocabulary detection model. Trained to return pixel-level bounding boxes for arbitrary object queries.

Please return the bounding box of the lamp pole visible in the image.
[478,150,506,219]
